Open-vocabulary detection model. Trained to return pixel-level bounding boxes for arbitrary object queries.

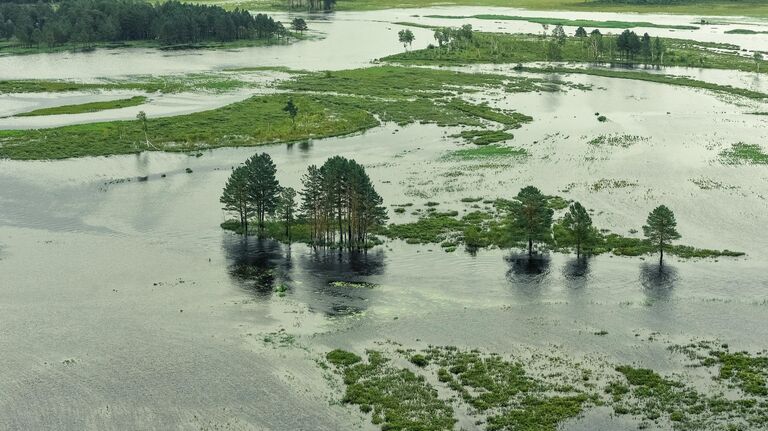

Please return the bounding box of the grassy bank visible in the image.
[0,66,550,159]
[0,73,251,95]
[0,33,307,57]
[14,96,149,117]
[0,93,377,160]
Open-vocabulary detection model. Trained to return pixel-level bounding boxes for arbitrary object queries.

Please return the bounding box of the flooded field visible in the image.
[1,6,767,431]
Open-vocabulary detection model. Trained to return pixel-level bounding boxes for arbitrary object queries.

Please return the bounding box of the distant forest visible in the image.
[589,0,759,4]
[0,0,286,47]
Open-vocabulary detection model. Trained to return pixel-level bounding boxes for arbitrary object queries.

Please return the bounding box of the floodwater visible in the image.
[1,7,768,431]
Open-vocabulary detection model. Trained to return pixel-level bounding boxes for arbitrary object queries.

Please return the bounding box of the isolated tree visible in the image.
[434,27,450,47]
[245,153,281,235]
[291,18,307,34]
[136,110,150,147]
[277,187,297,241]
[642,205,681,267]
[220,166,252,235]
[754,51,763,73]
[653,37,665,64]
[541,23,549,38]
[561,202,597,259]
[546,39,562,61]
[641,32,652,63]
[510,186,554,256]
[575,26,587,38]
[588,30,604,60]
[398,29,415,50]
[552,25,566,46]
[283,99,299,128]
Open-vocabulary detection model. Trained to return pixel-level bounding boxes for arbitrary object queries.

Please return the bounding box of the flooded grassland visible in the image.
[1,7,768,431]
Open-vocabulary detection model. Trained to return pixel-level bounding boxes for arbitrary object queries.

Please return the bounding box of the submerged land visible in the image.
[1,1,767,430]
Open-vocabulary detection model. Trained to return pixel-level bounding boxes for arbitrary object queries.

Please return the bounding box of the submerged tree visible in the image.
[245,153,280,235]
[510,186,554,256]
[277,186,297,241]
[653,37,665,64]
[220,166,252,235]
[136,110,151,147]
[575,26,587,38]
[398,29,415,51]
[300,156,386,248]
[291,18,308,34]
[643,205,681,267]
[560,202,597,259]
[552,25,566,46]
[754,51,763,73]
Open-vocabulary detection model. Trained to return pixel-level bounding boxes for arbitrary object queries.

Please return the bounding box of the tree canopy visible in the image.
[510,186,554,256]
[642,205,681,266]
[0,0,283,47]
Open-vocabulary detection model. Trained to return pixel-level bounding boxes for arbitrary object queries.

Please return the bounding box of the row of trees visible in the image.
[0,0,287,47]
[509,186,680,266]
[283,0,336,11]
[575,27,666,64]
[221,154,387,249]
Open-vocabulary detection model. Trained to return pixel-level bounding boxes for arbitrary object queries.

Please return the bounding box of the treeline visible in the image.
[283,0,336,11]
[0,0,286,47]
[221,153,387,249]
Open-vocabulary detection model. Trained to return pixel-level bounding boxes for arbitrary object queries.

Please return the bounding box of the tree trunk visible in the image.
[659,241,664,267]
[528,238,533,256]
[576,242,581,259]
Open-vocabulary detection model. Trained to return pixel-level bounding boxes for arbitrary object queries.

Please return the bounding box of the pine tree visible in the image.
[245,153,280,236]
[510,186,554,256]
[561,201,597,259]
[643,205,681,267]
[220,166,252,235]
[277,187,297,241]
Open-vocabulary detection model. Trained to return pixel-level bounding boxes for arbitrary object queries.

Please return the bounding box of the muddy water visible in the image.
[1,8,768,431]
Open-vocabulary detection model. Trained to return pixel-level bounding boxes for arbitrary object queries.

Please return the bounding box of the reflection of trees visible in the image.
[639,262,678,300]
[563,258,591,289]
[505,253,551,286]
[223,236,287,298]
[222,235,386,315]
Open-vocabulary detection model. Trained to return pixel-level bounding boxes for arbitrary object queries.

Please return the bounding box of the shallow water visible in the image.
[1,7,768,431]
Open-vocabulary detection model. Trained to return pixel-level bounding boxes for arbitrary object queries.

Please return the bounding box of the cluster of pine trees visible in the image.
[284,0,336,11]
[575,27,666,64]
[0,0,285,47]
[506,186,680,266]
[221,153,387,249]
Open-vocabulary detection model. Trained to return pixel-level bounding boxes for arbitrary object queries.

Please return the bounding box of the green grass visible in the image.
[385,31,768,80]
[725,28,768,35]
[719,142,768,164]
[425,14,700,30]
[445,144,529,160]
[0,94,378,160]
[0,74,249,95]
[14,96,149,117]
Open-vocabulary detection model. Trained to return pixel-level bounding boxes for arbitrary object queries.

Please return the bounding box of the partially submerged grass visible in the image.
[719,142,768,165]
[444,144,529,160]
[327,350,457,430]
[588,133,647,148]
[14,96,148,117]
[425,13,699,30]
[452,129,515,145]
[384,201,744,258]
[385,31,768,79]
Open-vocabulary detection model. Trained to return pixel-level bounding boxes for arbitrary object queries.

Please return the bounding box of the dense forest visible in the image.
[0,0,285,47]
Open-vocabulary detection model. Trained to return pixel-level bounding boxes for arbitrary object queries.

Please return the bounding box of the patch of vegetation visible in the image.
[588,134,648,148]
[724,28,768,34]
[329,281,378,289]
[385,31,768,82]
[14,96,148,117]
[0,73,250,94]
[0,94,377,160]
[327,349,362,367]
[452,129,515,146]
[384,201,744,259]
[327,350,457,430]
[719,142,768,165]
[591,178,638,191]
[425,13,699,30]
[444,145,529,160]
